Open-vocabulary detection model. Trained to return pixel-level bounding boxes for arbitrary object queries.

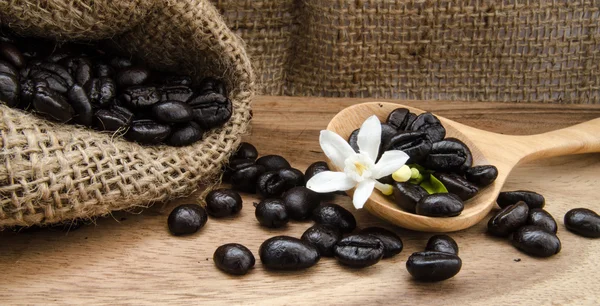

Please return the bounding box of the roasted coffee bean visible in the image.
[32,85,73,122]
[109,56,132,69]
[255,155,291,172]
[233,142,258,161]
[37,63,74,87]
[0,42,25,68]
[116,66,150,87]
[19,78,35,108]
[166,121,204,147]
[84,77,116,107]
[126,119,172,144]
[29,68,70,94]
[223,158,255,182]
[214,243,255,275]
[465,165,498,187]
[120,85,160,109]
[497,190,545,209]
[0,60,17,76]
[416,193,464,217]
[348,128,360,152]
[392,182,430,213]
[256,168,304,198]
[424,139,472,173]
[348,124,397,156]
[197,77,226,95]
[95,63,114,77]
[205,189,242,218]
[67,84,93,126]
[487,201,529,237]
[301,225,342,257]
[406,251,462,282]
[304,161,335,200]
[93,106,132,131]
[334,234,384,268]
[231,164,266,193]
[60,57,92,86]
[360,227,403,258]
[167,204,208,236]
[433,173,478,201]
[312,203,356,233]
[526,208,557,234]
[384,131,432,163]
[0,72,19,107]
[409,112,446,142]
[564,208,600,238]
[386,107,412,130]
[159,85,194,103]
[189,92,233,129]
[511,225,561,257]
[282,186,320,220]
[255,198,289,228]
[159,75,192,86]
[259,236,320,270]
[446,138,473,170]
[425,235,459,255]
[151,101,193,123]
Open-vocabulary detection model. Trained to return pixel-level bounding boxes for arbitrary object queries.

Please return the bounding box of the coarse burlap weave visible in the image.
[212,0,599,103]
[0,0,254,227]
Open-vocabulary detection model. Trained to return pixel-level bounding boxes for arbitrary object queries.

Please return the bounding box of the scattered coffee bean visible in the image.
[425,235,459,255]
[433,173,478,201]
[511,225,561,257]
[259,236,320,270]
[255,155,291,172]
[488,201,529,237]
[256,169,303,198]
[465,165,498,187]
[416,193,464,217]
[497,190,545,209]
[334,234,385,268]
[392,182,429,213]
[167,204,208,236]
[304,161,329,183]
[301,225,342,257]
[205,189,243,218]
[406,251,462,282]
[166,122,204,146]
[312,204,357,233]
[255,199,289,228]
[230,164,266,193]
[409,112,446,142]
[527,208,557,234]
[359,227,403,258]
[233,142,258,161]
[564,208,600,238]
[282,186,320,220]
[214,243,255,275]
[223,158,255,183]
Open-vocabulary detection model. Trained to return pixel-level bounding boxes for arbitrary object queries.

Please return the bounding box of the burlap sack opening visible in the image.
[0,0,255,228]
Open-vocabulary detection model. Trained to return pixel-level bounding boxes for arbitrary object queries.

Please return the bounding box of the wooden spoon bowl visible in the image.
[327,102,600,232]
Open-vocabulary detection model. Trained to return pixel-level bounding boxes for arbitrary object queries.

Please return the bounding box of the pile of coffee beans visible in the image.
[351,108,499,217]
[0,28,231,146]
[407,235,462,282]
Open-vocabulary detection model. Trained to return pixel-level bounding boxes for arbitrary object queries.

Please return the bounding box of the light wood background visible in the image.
[1,96,600,305]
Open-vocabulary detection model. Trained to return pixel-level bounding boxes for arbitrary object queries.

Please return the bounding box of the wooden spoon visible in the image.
[326,102,600,232]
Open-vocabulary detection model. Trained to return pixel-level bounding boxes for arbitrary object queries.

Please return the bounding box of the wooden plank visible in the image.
[1,96,599,305]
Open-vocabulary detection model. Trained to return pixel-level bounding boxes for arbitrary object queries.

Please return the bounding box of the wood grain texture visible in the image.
[1,96,600,305]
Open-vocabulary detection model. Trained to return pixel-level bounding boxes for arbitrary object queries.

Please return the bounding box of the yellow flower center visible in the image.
[354,161,368,176]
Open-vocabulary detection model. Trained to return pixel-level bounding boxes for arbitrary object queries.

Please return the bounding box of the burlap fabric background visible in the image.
[0,0,254,227]
[213,0,599,103]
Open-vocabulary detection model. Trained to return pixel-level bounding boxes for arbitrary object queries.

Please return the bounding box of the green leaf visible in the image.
[420,175,448,194]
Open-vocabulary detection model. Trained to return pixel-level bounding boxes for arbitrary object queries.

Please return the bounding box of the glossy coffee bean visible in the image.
[214,243,255,275]
[334,234,384,268]
[116,66,150,87]
[406,251,462,282]
[312,204,356,233]
[255,155,291,172]
[564,208,600,238]
[67,84,93,126]
[159,85,193,103]
[424,139,472,173]
[348,128,360,152]
[197,77,226,95]
[465,165,498,187]
[60,57,92,86]
[384,131,432,163]
[348,124,397,156]
[527,208,557,234]
[433,173,478,201]
[487,201,529,237]
[425,235,459,255]
[233,142,258,161]
[29,68,69,94]
[231,164,266,193]
[95,63,114,77]
[32,85,74,122]
[126,119,171,144]
[511,225,561,257]
[205,189,243,218]
[360,227,403,258]
[282,186,320,220]
[497,190,545,209]
[386,107,413,130]
[0,60,17,76]
[151,100,193,123]
[392,182,429,213]
[256,169,304,198]
[84,77,116,107]
[166,122,204,147]
[109,57,132,69]
[37,63,74,87]
[305,161,329,183]
[416,193,464,217]
[259,236,320,270]
[223,158,255,183]
[0,72,19,107]
[19,78,35,108]
[301,224,342,257]
[159,75,192,86]
[255,198,289,228]
[167,204,208,236]
[189,92,232,129]
[0,42,25,68]
[93,106,132,131]
[120,85,160,109]
[409,112,446,142]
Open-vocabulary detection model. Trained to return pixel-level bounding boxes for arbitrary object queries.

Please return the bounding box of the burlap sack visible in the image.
[0,0,254,227]
[213,0,599,104]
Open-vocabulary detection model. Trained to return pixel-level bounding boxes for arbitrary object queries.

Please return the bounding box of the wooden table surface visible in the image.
[1,96,600,305]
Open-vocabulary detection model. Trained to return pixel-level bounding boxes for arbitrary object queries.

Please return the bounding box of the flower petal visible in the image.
[352,179,376,209]
[306,171,356,193]
[357,115,381,162]
[320,130,356,170]
[371,150,410,179]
